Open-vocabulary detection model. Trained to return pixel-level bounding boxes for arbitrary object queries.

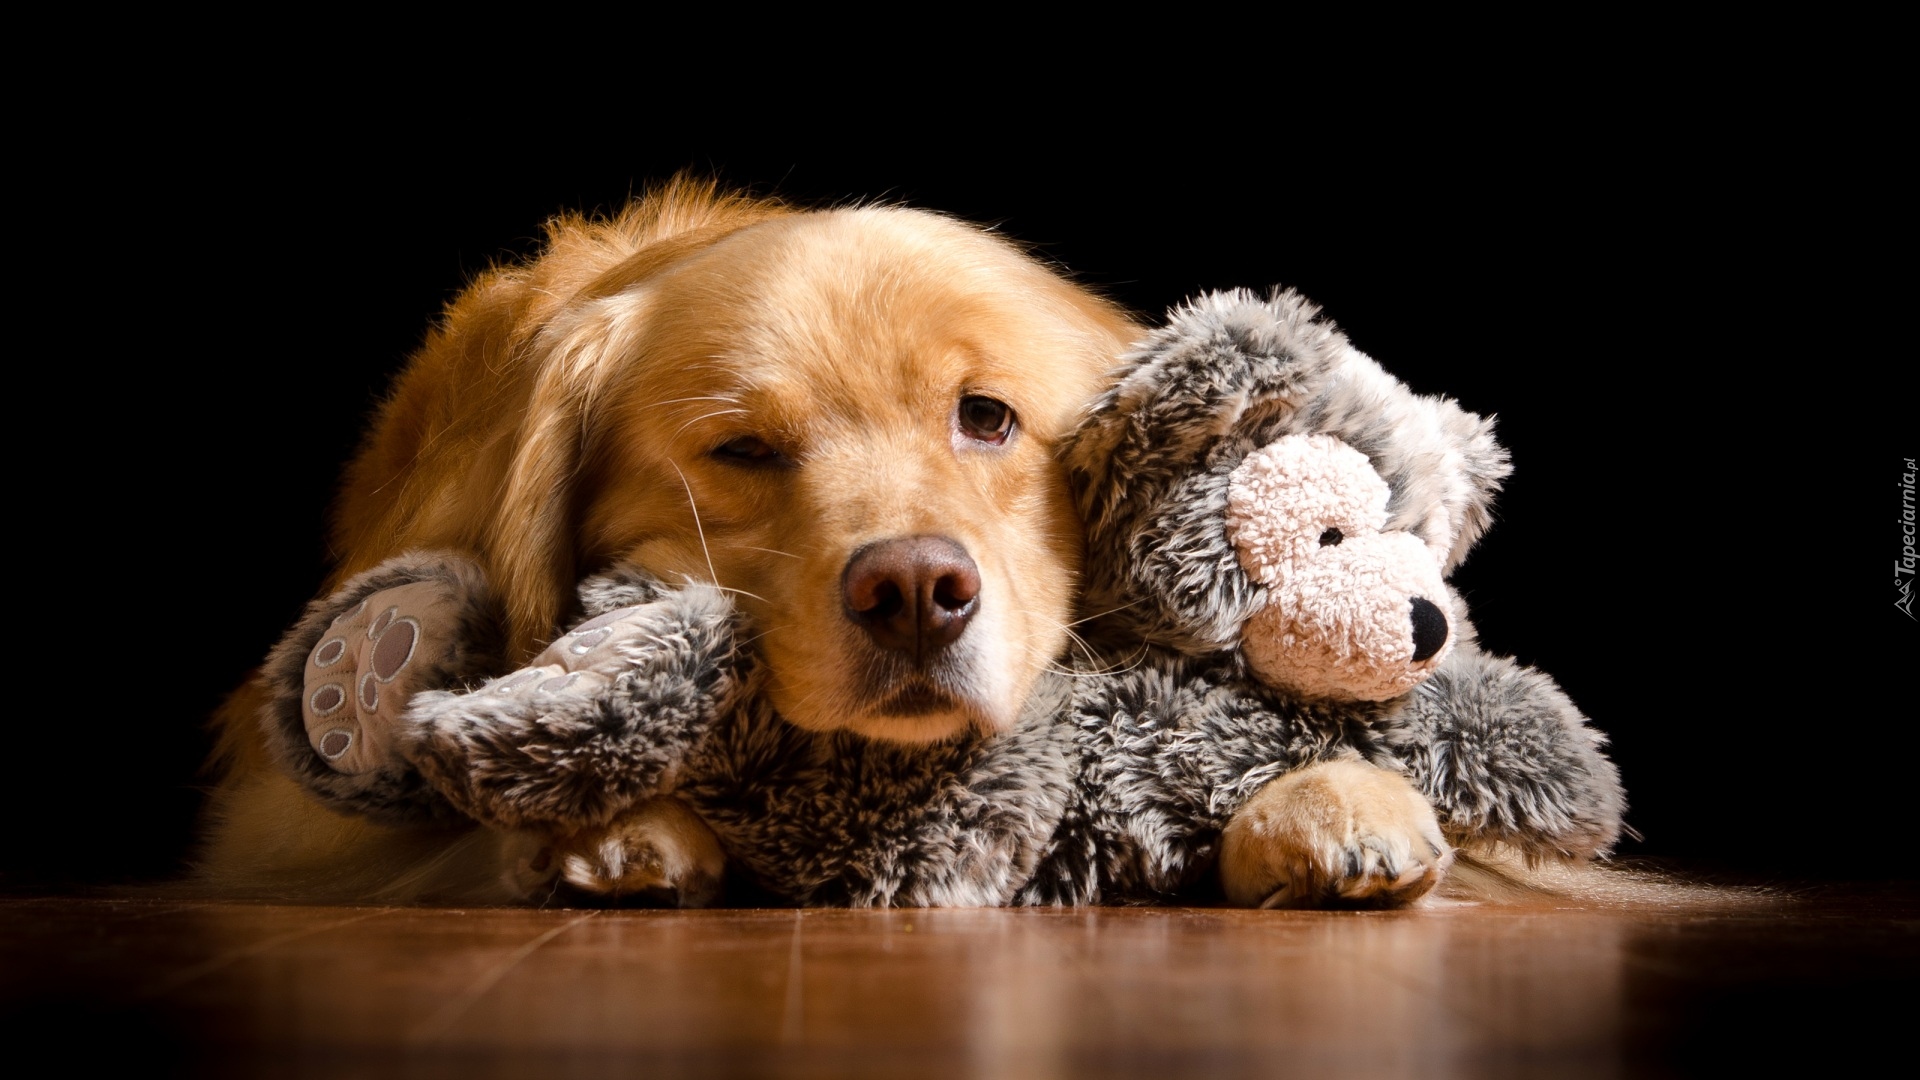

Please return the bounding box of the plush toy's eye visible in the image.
[957,395,1015,445]
[1319,528,1344,547]
[712,436,788,467]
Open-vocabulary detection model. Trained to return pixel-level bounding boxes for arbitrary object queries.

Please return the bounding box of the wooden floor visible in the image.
[5,875,1913,1079]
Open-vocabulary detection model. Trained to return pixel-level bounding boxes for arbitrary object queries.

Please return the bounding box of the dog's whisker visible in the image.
[1069,633,1111,670]
[1038,642,1153,679]
[1031,612,1099,660]
[736,626,789,651]
[1058,598,1144,630]
[705,584,771,606]
[1025,617,1150,678]
[667,461,721,590]
[739,546,802,560]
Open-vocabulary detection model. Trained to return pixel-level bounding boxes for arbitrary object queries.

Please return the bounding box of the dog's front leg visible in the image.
[536,796,727,907]
[1218,755,1451,908]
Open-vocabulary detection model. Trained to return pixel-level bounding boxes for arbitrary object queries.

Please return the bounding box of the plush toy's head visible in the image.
[1066,289,1510,700]
[1227,433,1453,700]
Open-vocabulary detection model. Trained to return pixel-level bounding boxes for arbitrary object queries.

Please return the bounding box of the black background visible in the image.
[14,97,1902,891]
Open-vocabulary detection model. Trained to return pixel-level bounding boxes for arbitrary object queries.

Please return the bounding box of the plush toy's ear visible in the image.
[1293,353,1511,574]
[1066,289,1343,525]
[1064,289,1346,652]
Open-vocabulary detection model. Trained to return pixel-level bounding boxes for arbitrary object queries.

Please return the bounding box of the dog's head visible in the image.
[337,183,1136,744]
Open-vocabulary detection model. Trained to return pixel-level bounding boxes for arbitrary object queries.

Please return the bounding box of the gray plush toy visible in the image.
[263,289,1624,908]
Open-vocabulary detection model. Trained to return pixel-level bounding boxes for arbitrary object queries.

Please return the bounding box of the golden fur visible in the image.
[198,178,1142,899]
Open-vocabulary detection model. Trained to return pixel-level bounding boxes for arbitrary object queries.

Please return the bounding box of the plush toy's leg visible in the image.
[1386,646,1626,863]
[1218,756,1451,908]
[260,553,503,823]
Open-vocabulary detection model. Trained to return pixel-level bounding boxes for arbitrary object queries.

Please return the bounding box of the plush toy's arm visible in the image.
[261,555,749,833]
[1381,638,1626,862]
[407,573,748,832]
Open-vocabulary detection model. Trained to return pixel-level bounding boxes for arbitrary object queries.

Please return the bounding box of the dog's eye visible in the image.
[957,396,1015,445]
[712,436,786,466]
[1319,528,1344,546]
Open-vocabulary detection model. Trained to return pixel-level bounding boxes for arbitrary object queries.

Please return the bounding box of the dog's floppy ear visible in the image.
[483,304,630,656]
[483,280,712,656]
[329,177,792,658]
[330,277,600,660]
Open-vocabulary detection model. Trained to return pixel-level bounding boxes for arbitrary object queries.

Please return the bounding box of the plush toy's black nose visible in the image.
[1409,597,1448,663]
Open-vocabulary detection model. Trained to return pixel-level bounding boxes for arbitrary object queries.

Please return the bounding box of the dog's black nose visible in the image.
[1409,596,1448,663]
[843,536,980,663]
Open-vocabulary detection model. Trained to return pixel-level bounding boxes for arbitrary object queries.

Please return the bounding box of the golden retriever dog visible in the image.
[196,177,1445,906]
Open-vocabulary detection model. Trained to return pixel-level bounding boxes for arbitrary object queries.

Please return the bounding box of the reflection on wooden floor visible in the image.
[5,878,1913,1078]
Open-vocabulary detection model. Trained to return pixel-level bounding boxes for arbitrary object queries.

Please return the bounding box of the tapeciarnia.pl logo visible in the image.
[1900,457,1917,620]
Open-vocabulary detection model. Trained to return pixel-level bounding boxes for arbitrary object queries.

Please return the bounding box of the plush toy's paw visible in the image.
[550,797,725,908]
[302,580,475,775]
[1220,757,1452,908]
[261,553,502,823]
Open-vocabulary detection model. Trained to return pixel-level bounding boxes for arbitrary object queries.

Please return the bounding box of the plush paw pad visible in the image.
[454,601,677,708]
[1221,757,1452,909]
[551,797,724,908]
[303,581,469,775]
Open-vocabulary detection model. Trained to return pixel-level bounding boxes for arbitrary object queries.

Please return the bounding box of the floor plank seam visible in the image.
[408,910,600,1045]
[137,907,397,998]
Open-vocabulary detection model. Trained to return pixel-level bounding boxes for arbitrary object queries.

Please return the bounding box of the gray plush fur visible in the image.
[1065,289,1349,655]
[674,663,1082,906]
[407,583,750,832]
[260,289,1624,904]
[1388,646,1627,860]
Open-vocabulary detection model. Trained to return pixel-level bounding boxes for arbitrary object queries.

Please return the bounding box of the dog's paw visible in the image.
[550,797,725,908]
[1220,757,1452,909]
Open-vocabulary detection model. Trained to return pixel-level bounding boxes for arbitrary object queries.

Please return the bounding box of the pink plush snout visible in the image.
[1227,434,1454,701]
